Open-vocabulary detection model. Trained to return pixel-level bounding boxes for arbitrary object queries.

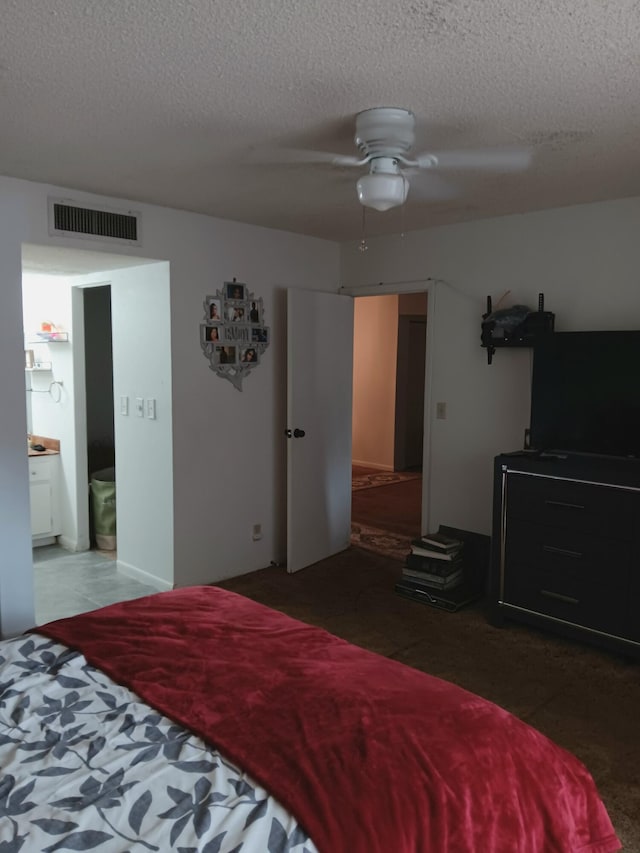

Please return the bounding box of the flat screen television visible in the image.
[529,330,640,459]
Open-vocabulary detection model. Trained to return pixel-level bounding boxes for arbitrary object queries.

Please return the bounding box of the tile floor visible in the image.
[33,544,161,625]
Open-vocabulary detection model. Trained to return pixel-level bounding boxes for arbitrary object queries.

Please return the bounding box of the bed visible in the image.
[1,586,620,852]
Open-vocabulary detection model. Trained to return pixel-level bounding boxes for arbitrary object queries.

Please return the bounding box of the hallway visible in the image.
[350,465,422,561]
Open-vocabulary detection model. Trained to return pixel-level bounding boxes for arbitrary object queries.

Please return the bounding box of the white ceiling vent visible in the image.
[48,197,141,246]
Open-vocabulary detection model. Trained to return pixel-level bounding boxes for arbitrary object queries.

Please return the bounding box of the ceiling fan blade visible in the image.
[405,172,458,201]
[415,146,532,172]
[247,147,363,167]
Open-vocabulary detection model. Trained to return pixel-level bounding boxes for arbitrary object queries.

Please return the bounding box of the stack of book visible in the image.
[398,530,465,595]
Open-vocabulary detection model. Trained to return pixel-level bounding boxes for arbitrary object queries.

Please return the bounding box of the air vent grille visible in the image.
[53,202,138,241]
[48,198,141,245]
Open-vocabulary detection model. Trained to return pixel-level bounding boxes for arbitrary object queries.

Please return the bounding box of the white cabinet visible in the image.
[29,455,61,543]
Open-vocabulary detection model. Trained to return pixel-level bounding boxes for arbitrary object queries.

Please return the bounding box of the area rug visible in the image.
[350,522,412,562]
[352,470,422,491]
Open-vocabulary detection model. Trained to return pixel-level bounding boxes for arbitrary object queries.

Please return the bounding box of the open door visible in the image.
[286,288,354,573]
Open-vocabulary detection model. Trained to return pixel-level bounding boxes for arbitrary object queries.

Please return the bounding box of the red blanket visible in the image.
[37,586,620,853]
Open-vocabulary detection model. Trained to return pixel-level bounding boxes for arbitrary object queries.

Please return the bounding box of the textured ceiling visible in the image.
[2,0,639,242]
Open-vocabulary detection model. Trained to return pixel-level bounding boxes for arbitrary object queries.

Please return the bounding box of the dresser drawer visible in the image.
[505,473,634,538]
[503,520,629,635]
[503,580,624,637]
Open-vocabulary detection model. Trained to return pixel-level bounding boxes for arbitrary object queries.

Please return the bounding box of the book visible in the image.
[413,531,463,552]
[409,543,463,561]
[401,568,464,589]
[403,561,463,579]
[405,553,464,574]
[406,549,463,572]
[411,539,464,560]
[399,571,464,592]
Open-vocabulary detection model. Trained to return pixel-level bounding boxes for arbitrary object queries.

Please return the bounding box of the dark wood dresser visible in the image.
[489,452,640,658]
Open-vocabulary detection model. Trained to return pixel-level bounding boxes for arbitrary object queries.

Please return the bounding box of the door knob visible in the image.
[293,428,306,438]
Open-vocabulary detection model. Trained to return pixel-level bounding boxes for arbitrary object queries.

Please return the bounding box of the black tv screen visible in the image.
[530,331,640,459]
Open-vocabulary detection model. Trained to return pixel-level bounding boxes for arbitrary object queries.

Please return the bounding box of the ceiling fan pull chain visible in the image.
[358,206,368,253]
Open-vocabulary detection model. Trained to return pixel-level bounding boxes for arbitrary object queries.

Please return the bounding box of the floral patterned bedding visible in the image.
[0,633,317,853]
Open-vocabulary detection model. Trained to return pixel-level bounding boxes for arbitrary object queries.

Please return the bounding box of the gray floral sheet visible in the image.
[0,633,318,852]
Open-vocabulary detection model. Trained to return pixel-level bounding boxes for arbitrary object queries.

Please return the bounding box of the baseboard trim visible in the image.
[32,536,57,548]
[117,560,173,592]
[57,535,90,553]
[352,460,394,471]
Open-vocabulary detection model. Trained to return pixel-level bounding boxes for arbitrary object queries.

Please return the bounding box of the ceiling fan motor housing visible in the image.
[354,107,416,159]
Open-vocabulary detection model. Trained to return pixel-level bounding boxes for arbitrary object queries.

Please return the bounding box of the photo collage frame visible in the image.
[200,280,270,390]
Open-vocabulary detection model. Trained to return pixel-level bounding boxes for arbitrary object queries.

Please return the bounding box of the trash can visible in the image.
[90,467,116,550]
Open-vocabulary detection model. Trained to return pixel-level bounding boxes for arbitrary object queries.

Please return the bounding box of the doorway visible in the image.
[21,244,174,622]
[83,284,116,550]
[350,292,427,560]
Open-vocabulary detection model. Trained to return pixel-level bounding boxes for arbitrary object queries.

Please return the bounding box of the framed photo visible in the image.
[248,299,262,324]
[240,346,259,365]
[216,345,237,365]
[225,281,246,301]
[226,304,248,322]
[200,281,270,390]
[202,324,222,344]
[207,298,222,321]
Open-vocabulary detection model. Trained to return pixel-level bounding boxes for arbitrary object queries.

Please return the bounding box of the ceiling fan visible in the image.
[259,107,532,212]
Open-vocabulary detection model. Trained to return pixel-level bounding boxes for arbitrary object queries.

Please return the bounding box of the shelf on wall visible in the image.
[26,331,69,343]
[480,293,554,365]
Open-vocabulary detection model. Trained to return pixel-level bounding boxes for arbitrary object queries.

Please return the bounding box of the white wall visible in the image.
[0,176,339,636]
[352,295,399,469]
[341,196,640,537]
[0,183,34,636]
[110,265,171,581]
[77,263,173,587]
[23,277,74,435]
[167,223,339,588]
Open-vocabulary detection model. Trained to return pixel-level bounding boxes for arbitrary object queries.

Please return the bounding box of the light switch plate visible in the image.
[146,398,156,420]
[120,396,129,416]
[135,397,144,417]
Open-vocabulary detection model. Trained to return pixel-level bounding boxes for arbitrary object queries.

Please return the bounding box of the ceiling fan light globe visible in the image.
[356,173,409,212]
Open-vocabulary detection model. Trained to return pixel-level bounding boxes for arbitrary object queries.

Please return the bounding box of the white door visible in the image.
[286,288,354,573]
